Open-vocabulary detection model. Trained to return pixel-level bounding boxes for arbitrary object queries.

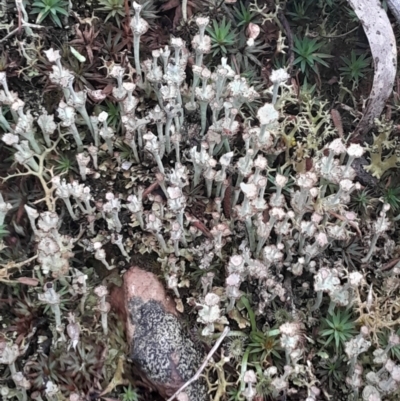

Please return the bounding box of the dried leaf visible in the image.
[161,0,179,11]
[223,176,232,218]
[17,277,39,286]
[175,298,184,313]
[191,220,212,239]
[100,355,129,396]
[228,308,250,329]
[331,109,343,138]
[143,181,160,199]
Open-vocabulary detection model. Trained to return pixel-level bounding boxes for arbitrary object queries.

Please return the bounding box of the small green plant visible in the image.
[97,0,125,27]
[97,0,158,28]
[120,384,140,401]
[206,17,237,57]
[248,328,282,363]
[227,386,245,401]
[115,140,135,161]
[339,51,371,89]
[30,0,69,28]
[335,239,365,270]
[293,36,332,74]
[298,77,317,101]
[317,0,335,7]
[240,296,282,365]
[0,105,11,131]
[268,166,295,195]
[100,100,121,129]
[0,224,9,240]
[233,0,260,27]
[53,153,77,175]
[378,329,400,360]
[350,188,376,216]
[381,184,400,214]
[319,309,357,350]
[316,353,347,391]
[286,0,315,22]
[136,0,159,25]
[344,6,361,23]
[235,39,269,69]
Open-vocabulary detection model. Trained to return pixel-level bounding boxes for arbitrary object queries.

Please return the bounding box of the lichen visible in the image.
[364,118,400,178]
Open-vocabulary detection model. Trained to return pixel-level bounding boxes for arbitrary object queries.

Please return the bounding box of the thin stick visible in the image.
[0,254,38,270]
[278,11,294,72]
[166,326,230,401]
[380,257,400,271]
[328,211,362,237]
[0,255,39,283]
[0,22,45,44]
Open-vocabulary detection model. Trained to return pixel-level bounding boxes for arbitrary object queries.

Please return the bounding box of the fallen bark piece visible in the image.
[123,266,207,401]
[347,0,397,141]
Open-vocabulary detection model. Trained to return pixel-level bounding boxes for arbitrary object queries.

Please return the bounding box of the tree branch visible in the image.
[347,0,397,142]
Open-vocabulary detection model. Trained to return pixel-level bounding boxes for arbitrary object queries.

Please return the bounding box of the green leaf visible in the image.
[51,12,62,27]
[36,10,49,23]
[54,6,69,15]
[301,60,306,73]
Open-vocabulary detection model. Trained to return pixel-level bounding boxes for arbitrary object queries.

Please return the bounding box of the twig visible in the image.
[142,181,160,199]
[182,0,187,22]
[0,0,45,43]
[347,0,397,141]
[278,10,294,72]
[2,136,61,211]
[0,254,38,270]
[124,0,131,30]
[319,25,359,39]
[380,257,400,271]
[0,22,45,44]
[17,2,22,34]
[328,211,362,237]
[190,220,213,239]
[0,28,19,44]
[0,255,38,282]
[166,326,230,401]
[331,109,344,138]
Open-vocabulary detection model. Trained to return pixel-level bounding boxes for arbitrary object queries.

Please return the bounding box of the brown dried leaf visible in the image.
[223,176,232,218]
[331,109,343,138]
[17,277,39,286]
[191,220,213,239]
[161,0,179,11]
[228,308,249,329]
[143,181,160,199]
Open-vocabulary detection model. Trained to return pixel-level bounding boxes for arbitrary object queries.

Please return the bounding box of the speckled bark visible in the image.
[347,0,397,140]
[123,267,207,401]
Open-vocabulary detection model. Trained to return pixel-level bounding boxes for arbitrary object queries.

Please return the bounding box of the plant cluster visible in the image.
[31,0,69,28]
